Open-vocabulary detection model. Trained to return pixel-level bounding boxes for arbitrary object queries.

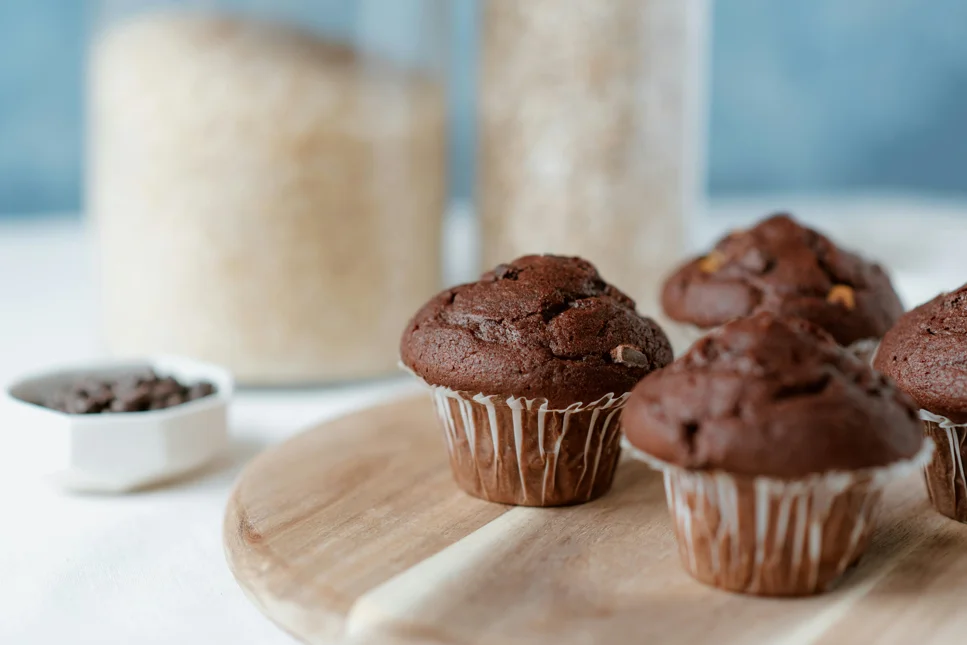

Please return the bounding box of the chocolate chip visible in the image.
[112,385,151,412]
[153,377,182,399]
[187,382,215,400]
[37,371,217,414]
[611,344,650,368]
[67,396,99,414]
[86,385,114,407]
[110,398,142,413]
[167,394,185,408]
[130,383,154,403]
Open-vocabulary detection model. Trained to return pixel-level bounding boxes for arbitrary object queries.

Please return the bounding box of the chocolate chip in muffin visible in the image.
[610,344,651,368]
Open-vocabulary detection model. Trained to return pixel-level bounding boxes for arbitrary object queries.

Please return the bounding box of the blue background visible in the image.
[1,0,967,214]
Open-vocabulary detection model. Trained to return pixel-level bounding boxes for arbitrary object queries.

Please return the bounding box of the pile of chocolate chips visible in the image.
[39,369,217,414]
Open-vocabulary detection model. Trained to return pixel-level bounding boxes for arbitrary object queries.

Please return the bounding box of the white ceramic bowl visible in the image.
[3,356,233,493]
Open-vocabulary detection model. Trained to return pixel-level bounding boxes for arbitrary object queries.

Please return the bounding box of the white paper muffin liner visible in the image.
[624,438,934,596]
[424,382,629,506]
[849,338,880,365]
[920,410,967,522]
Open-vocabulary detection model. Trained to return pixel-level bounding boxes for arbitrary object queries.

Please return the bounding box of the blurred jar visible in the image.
[479,0,708,323]
[88,0,448,384]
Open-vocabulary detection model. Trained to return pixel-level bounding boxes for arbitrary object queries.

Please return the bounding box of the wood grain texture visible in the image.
[224,396,510,643]
[225,395,967,645]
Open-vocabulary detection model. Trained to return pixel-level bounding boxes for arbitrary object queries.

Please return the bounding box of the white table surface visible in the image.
[1,198,964,644]
[0,216,420,644]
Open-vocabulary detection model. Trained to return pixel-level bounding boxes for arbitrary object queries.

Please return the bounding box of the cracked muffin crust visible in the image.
[623,312,923,478]
[661,214,904,346]
[401,254,673,407]
[875,284,967,522]
[874,283,967,424]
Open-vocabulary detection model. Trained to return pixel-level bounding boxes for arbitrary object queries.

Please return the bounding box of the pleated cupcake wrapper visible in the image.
[623,438,933,596]
[848,338,880,365]
[422,380,629,507]
[675,324,879,364]
[920,410,967,522]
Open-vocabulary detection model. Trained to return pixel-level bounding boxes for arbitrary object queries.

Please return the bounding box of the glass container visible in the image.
[478,0,709,334]
[88,0,449,384]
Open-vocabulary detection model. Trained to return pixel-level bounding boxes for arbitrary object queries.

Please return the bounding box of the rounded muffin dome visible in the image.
[400,254,673,407]
[661,214,904,346]
[874,283,967,423]
[623,312,923,478]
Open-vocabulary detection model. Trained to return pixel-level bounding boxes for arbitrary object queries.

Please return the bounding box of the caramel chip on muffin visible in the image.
[827,284,856,310]
[698,251,725,274]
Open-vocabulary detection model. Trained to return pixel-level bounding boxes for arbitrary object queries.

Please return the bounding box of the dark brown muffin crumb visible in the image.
[624,312,923,478]
[874,284,967,423]
[661,214,904,346]
[401,255,673,407]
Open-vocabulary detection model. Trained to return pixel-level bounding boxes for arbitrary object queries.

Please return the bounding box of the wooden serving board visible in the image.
[224,395,967,645]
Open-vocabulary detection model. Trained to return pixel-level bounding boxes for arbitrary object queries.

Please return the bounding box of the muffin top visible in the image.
[401,255,673,407]
[874,284,967,423]
[661,214,904,346]
[623,312,923,478]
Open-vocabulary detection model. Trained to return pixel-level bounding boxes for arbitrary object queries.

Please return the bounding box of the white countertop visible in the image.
[0,216,419,644]
[0,199,964,644]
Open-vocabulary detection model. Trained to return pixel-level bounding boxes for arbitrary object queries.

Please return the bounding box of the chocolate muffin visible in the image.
[624,312,928,596]
[661,214,904,354]
[401,254,673,506]
[874,283,967,522]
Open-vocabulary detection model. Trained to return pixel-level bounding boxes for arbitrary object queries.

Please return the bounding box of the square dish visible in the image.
[3,356,233,492]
